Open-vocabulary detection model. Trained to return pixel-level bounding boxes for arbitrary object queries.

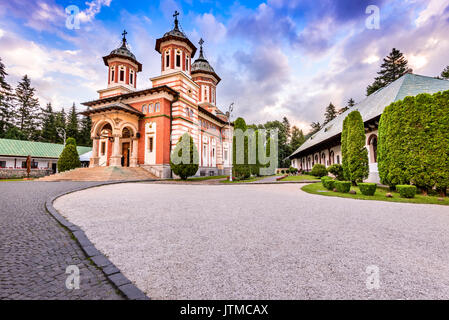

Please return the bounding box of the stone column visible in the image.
[130,138,139,167]
[89,138,100,168]
[109,134,122,167]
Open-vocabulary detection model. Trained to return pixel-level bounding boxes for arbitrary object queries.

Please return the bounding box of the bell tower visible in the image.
[99,30,142,99]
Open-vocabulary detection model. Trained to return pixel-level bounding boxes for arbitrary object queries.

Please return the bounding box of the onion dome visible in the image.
[191,39,221,83]
[103,30,142,71]
[155,11,197,56]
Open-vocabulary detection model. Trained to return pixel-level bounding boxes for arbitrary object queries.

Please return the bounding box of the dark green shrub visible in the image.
[396,185,417,198]
[335,181,351,193]
[170,133,199,180]
[341,111,369,184]
[378,90,449,193]
[311,164,328,177]
[358,183,377,196]
[233,117,251,180]
[57,138,81,173]
[327,164,344,180]
[321,177,335,191]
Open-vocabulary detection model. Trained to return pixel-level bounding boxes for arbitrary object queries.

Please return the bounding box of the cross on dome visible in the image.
[121,30,128,47]
[173,11,180,29]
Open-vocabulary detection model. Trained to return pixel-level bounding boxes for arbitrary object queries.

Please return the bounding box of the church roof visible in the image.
[289,73,449,158]
[103,31,142,72]
[80,102,144,117]
[155,13,197,56]
[191,39,221,83]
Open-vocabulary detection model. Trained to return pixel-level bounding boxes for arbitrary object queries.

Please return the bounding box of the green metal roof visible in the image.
[0,139,92,159]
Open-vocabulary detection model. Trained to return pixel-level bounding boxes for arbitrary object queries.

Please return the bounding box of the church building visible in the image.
[81,13,232,178]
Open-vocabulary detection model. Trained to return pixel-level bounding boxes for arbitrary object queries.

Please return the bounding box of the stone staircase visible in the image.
[38,166,158,182]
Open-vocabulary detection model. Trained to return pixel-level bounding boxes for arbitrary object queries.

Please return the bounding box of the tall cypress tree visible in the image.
[341,111,369,184]
[367,48,409,96]
[324,102,338,124]
[0,57,14,138]
[66,103,79,141]
[15,75,40,139]
[40,103,57,143]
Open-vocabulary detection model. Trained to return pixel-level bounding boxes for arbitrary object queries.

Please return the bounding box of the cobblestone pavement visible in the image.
[0,182,124,300]
[56,183,449,300]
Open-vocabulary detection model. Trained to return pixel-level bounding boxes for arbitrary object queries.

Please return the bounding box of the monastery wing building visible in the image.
[289,73,449,183]
[81,14,232,178]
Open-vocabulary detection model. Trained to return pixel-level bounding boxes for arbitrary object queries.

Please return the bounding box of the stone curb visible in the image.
[44,179,154,301]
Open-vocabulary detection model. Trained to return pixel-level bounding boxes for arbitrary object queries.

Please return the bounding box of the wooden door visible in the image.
[122,142,130,167]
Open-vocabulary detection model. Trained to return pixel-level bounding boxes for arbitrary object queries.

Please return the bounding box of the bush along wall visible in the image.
[358,183,377,196]
[378,90,449,195]
[170,133,199,180]
[311,164,328,177]
[341,111,369,185]
[57,137,81,173]
[335,181,351,193]
[396,185,417,198]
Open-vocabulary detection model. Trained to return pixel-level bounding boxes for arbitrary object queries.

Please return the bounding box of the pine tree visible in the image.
[324,102,338,124]
[339,98,355,114]
[310,122,321,135]
[66,103,79,142]
[290,126,305,152]
[54,108,66,144]
[15,75,40,139]
[79,115,92,146]
[367,48,410,96]
[40,103,57,143]
[441,66,449,80]
[0,57,14,138]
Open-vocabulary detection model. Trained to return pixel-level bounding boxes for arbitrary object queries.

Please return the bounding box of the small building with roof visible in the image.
[81,12,232,178]
[0,139,92,179]
[288,73,449,183]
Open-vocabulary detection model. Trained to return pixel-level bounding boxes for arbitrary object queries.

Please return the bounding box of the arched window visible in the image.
[165,50,170,69]
[368,134,378,163]
[176,50,181,68]
[329,151,334,165]
[119,66,125,82]
[110,66,115,82]
[142,105,147,113]
[148,104,153,113]
[155,103,160,112]
[185,55,189,71]
[130,70,134,85]
[321,153,326,165]
[314,155,318,165]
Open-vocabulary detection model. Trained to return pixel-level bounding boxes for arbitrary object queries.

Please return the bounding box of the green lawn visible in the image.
[185,175,227,181]
[220,176,267,184]
[302,182,449,206]
[281,174,320,182]
[0,178,34,182]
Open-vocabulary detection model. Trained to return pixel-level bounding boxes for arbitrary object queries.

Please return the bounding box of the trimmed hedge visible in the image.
[335,181,351,193]
[358,183,377,196]
[321,177,335,191]
[170,133,199,180]
[341,111,369,184]
[396,185,417,198]
[378,90,449,193]
[311,164,328,177]
[233,117,251,180]
[57,138,81,173]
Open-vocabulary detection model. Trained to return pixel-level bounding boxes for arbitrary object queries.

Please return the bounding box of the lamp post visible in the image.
[57,128,67,146]
[226,103,235,182]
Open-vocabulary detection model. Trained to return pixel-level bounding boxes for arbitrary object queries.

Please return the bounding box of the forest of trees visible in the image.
[0,57,92,146]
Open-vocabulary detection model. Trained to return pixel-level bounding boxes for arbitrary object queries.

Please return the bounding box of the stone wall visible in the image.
[0,168,53,179]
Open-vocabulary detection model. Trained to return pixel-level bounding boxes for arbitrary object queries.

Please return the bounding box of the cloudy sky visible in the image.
[0,0,448,132]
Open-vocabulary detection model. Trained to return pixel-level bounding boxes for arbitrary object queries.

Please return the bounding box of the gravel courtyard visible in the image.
[54,183,449,300]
